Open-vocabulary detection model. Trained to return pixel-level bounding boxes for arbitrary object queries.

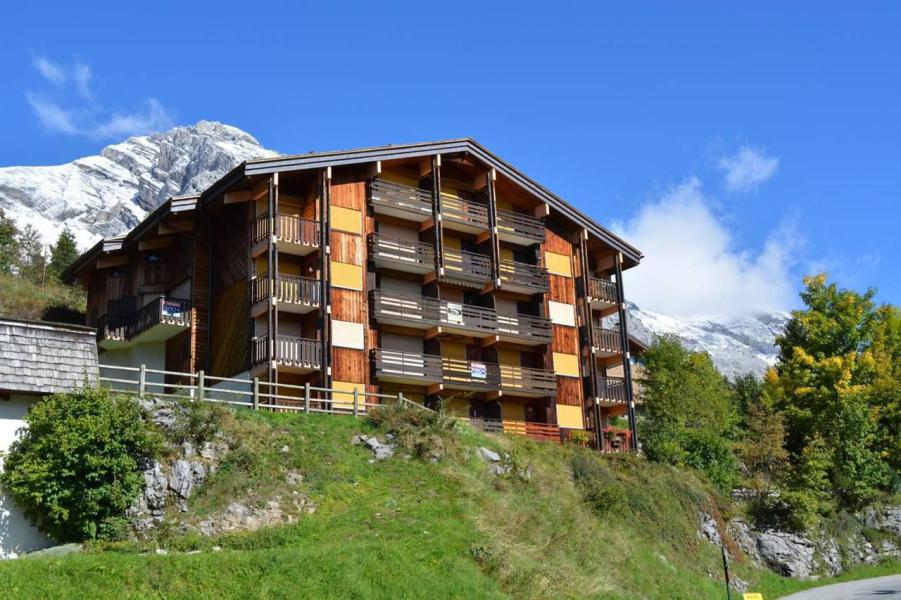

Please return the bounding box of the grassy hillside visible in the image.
[0,406,896,599]
[0,272,85,322]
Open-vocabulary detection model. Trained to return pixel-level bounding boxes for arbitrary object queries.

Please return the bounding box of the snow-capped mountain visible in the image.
[625,302,790,379]
[0,121,278,249]
[1,121,789,378]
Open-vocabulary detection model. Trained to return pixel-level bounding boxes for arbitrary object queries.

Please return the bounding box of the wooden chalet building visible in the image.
[64,139,643,449]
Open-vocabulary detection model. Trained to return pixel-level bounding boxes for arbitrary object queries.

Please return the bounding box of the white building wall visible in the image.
[98,341,167,391]
[0,395,54,559]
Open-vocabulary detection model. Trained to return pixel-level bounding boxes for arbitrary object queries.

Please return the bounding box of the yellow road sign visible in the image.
[743,594,764,600]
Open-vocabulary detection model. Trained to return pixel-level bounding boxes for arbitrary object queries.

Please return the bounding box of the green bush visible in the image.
[366,403,458,459]
[0,387,162,542]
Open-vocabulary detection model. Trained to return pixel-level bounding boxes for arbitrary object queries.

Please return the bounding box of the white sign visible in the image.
[471,361,487,379]
[446,302,464,325]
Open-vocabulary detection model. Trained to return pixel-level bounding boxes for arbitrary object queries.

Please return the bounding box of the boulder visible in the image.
[755,530,816,578]
[477,447,501,462]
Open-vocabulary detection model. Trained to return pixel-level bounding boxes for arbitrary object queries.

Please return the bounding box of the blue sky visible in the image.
[1,2,898,315]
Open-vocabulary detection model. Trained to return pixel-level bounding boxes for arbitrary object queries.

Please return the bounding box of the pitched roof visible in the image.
[0,318,98,395]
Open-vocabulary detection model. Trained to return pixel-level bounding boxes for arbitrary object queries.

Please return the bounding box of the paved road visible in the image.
[779,574,901,599]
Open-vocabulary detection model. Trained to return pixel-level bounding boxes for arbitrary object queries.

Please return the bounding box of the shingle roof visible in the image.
[0,318,99,395]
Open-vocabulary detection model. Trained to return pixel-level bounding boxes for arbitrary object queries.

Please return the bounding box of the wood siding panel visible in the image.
[552,325,579,354]
[330,231,363,265]
[330,176,366,210]
[209,281,249,377]
[332,288,365,323]
[192,231,209,373]
[556,376,583,407]
[544,227,573,256]
[332,347,367,383]
[548,274,575,304]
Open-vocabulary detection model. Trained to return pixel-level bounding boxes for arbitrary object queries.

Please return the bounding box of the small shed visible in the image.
[0,317,99,558]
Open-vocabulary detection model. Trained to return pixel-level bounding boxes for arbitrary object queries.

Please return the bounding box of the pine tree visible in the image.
[16,224,47,284]
[48,227,79,281]
[0,208,18,275]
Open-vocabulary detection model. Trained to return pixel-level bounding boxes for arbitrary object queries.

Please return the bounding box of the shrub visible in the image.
[571,453,626,516]
[0,387,162,542]
[366,404,458,459]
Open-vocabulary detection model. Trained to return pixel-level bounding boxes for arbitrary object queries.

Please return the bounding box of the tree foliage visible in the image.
[0,208,18,275]
[638,335,738,491]
[0,387,162,542]
[48,227,79,281]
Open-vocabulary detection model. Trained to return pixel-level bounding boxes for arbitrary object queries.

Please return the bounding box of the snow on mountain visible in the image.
[0,121,279,249]
[625,302,790,379]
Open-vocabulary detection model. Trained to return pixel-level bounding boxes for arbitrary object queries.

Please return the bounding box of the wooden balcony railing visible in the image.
[588,276,619,305]
[251,273,320,307]
[499,365,557,396]
[371,349,443,382]
[369,291,441,327]
[370,178,434,219]
[442,249,493,284]
[440,194,490,230]
[131,297,192,339]
[592,327,623,354]
[496,312,552,344]
[499,259,549,293]
[442,358,501,389]
[601,426,632,453]
[496,209,545,244]
[252,335,322,368]
[96,313,129,342]
[438,300,498,335]
[595,376,627,403]
[368,233,436,272]
[469,418,562,443]
[253,212,320,247]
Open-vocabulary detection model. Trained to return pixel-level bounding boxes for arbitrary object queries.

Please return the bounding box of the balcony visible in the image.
[441,249,493,287]
[370,179,433,222]
[498,259,549,295]
[469,418,562,443]
[97,297,192,350]
[437,300,498,338]
[251,273,320,317]
[252,335,322,374]
[496,209,544,246]
[595,376,627,407]
[371,349,443,385]
[440,193,490,234]
[252,212,320,257]
[588,276,619,314]
[601,426,632,453]
[499,365,557,398]
[442,358,501,391]
[495,313,552,346]
[369,291,441,330]
[593,327,623,358]
[368,233,436,274]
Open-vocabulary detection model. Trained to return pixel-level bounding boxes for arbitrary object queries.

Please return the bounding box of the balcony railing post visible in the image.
[138,364,146,398]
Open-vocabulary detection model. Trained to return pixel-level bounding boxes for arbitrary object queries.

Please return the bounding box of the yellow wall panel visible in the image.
[442,341,466,360]
[499,348,521,366]
[556,404,584,429]
[330,205,362,234]
[501,401,525,422]
[553,352,580,377]
[331,261,363,290]
[499,246,514,262]
[381,171,420,187]
[545,251,572,277]
[332,380,366,411]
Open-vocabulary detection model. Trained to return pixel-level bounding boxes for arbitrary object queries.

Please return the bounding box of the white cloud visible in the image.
[717,145,779,193]
[26,56,174,139]
[613,177,798,317]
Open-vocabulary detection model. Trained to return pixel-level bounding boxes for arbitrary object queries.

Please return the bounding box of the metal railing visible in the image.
[371,349,443,382]
[440,194,490,229]
[369,290,441,326]
[438,300,498,335]
[251,335,323,368]
[98,297,191,342]
[593,327,623,354]
[595,376,626,403]
[442,249,493,284]
[441,358,501,389]
[253,212,320,247]
[468,418,562,443]
[588,277,619,304]
[251,273,320,307]
[499,259,549,293]
[370,179,433,218]
[496,312,552,343]
[496,209,545,244]
[97,363,430,417]
[368,233,436,271]
[498,365,557,396]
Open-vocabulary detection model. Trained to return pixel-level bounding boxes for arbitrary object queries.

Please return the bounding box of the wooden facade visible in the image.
[66,139,642,450]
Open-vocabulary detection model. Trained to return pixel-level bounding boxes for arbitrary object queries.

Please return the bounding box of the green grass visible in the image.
[0,272,85,321]
[0,407,896,599]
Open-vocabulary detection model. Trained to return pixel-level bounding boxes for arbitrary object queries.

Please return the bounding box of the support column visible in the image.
[485,168,501,286]
[431,155,444,276]
[266,175,276,386]
[320,168,332,389]
[614,252,638,450]
[579,231,603,450]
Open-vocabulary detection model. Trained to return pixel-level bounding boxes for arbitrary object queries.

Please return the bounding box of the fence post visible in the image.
[398,392,405,407]
[138,364,146,398]
[353,388,360,417]
[197,370,205,403]
[304,382,310,413]
[252,377,259,410]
